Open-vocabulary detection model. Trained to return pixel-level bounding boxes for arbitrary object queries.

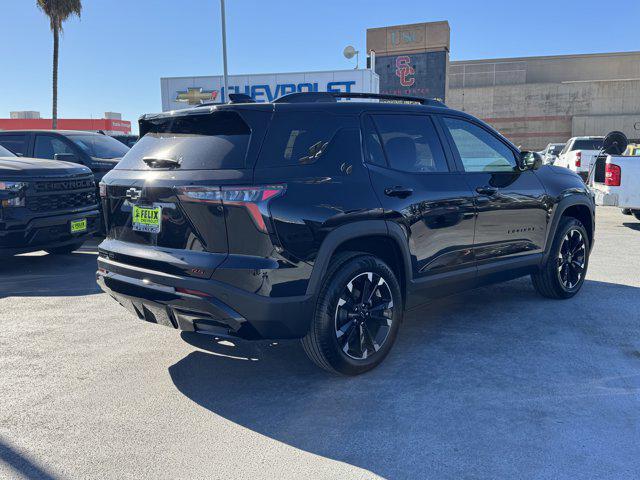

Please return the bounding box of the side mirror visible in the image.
[54,153,80,163]
[520,151,543,170]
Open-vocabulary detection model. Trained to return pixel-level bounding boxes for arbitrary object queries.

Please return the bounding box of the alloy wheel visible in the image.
[334,272,394,360]
[557,229,586,290]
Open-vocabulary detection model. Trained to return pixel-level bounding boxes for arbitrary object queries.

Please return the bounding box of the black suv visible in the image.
[0,130,130,182]
[0,144,99,256]
[97,92,595,375]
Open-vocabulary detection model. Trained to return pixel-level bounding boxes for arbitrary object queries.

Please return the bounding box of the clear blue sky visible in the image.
[1,0,638,133]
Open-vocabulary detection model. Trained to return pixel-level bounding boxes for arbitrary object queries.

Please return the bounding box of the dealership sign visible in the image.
[161,69,379,111]
[374,51,447,101]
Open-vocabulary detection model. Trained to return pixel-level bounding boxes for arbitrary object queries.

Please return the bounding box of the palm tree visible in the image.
[36,0,82,129]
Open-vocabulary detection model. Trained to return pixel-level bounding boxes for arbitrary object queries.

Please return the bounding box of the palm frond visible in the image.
[36,0,82,32]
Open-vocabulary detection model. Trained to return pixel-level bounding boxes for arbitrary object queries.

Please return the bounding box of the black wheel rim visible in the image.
[334,272,394,360]
[557,229,586,290]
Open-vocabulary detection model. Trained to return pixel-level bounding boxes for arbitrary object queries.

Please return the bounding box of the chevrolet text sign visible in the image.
[161,69,379,111]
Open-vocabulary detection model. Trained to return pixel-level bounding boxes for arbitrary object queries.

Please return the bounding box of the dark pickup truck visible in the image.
[0,144,100,256]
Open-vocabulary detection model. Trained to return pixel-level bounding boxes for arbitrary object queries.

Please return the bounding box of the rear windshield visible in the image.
[115,112,251,171]
[68,134,130,159]
[549,145,564,154]
[571,139,603,151]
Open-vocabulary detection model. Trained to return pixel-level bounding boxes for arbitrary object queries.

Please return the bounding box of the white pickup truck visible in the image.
[556,136,604,181]
[590,154,640,220]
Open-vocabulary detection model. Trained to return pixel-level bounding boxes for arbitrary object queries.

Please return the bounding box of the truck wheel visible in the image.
[302,253,402,375]
[46,242,84,255]
[531,217,590,299]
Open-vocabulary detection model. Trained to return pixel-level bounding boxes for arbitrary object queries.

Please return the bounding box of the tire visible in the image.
[531,217,590,299]
[634,212,640,221]
[45,242,84,255]
[302,252,403,375]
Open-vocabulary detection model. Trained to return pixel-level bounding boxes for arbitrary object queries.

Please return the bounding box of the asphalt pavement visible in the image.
[1,207,640,480]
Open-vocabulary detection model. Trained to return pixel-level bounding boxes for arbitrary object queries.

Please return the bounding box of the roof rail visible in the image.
[274,91,447,107]
[199,93,256,107]
[228,93,256,104]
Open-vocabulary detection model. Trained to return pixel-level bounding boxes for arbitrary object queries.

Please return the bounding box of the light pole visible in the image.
[220,0,229,103]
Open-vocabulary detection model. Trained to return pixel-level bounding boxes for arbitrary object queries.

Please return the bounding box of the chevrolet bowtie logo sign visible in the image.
[176,87,219,105]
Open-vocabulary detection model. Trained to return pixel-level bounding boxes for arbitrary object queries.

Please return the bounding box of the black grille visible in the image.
[27,191,97,212]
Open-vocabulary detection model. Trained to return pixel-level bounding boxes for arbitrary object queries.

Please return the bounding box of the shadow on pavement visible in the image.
[0,437,59,480]
[0,240,100,299]
[170,278,640,479]
[622,222,640,232]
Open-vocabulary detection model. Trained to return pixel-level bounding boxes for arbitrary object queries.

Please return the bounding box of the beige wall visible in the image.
[450,51,640,88]
[448,79,640,150]
[448,51,640,150]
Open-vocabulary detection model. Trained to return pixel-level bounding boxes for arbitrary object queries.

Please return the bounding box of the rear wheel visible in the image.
[46,242,84,255]
[531,217,589,299]
[302,253,402,375]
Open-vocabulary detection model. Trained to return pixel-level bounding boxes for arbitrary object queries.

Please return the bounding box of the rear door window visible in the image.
[573,139,603,151]
[116,111,251,170]
[362,115,387,167]
[371,114,449,173]
[0,134,28,156]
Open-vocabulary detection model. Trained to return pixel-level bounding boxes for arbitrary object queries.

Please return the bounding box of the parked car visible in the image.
[0,143,99,257]
[96,91,595,375]
[555,136,604,181]
[0,130,130,182]
[591,134,640,221]
[624,143,640,156]
[540,142,565,165]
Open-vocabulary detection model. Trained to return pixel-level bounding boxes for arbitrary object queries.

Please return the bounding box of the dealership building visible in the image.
[448,51,640,149]
[0,111,132,135]
[366,21,640,150]
[161,69,379,111]
[161,20,640,150]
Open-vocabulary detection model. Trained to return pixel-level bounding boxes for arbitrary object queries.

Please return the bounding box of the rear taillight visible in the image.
[605,163,621,186]
[176,185,286,232]
[575,151,582,168]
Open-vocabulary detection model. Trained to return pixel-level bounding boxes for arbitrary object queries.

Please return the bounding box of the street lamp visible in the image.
[220,0,229,103]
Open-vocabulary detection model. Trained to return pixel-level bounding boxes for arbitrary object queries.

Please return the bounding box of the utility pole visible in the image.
[220,0,229,103]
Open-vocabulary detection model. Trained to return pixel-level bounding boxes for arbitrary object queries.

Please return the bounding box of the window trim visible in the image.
[435,114,521,174]
[360,112,455,175]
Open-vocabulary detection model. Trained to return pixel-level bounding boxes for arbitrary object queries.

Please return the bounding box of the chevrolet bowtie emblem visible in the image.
[125,188,142,202]
[176,87,219,105]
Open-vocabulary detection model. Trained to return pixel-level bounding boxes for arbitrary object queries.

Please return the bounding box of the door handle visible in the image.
[384,186,413,198]
[475,186,498,196]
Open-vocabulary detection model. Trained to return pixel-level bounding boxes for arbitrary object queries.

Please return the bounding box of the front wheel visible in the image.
[531,217,590,299]
[302,253,403,375]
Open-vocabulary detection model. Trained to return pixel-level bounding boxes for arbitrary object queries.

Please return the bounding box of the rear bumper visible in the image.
[96,256,315,340]
[0,208,99,256]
